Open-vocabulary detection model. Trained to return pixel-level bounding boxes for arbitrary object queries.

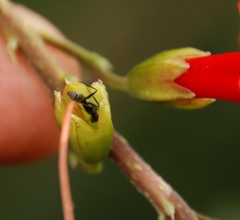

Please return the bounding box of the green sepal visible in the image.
[127,47,214,109]
[54,80,113,173]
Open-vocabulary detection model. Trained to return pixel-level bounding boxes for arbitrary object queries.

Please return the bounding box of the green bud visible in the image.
[54,80,113,173]
[127,48,214,109]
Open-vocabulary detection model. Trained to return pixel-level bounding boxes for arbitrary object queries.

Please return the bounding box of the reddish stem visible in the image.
[110,131,198,220]
[59,101,76,220]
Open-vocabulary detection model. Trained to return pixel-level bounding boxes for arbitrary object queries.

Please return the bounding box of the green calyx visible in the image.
[54,80,113,173]
[127,47,214,109]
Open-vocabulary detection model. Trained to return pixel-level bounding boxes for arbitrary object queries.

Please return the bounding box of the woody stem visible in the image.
[110,131,198,220]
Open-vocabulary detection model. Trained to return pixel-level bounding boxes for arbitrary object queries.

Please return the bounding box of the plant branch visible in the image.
[110,131,199,220]
[0,0,127,93]
[40,32,128,91]
[0,0,75,95]
[59,101,76,220]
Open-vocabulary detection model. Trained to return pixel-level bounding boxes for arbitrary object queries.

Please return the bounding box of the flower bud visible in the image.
[127,48,215,109]
[54,80,113,173]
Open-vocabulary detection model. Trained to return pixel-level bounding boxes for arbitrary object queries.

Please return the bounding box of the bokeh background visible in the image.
[1,0,240,219]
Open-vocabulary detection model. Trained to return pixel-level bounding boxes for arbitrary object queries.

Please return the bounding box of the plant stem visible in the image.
[0,0,72,94]
[110,131,198,220]
[0,0,126,92]
[40,32,128,91]
[59,101,76,220]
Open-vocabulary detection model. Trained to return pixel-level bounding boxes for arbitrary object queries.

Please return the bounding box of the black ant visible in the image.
[67,82,99,123]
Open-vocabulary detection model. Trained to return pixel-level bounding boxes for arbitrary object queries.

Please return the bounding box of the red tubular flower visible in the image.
[175,53,240,103]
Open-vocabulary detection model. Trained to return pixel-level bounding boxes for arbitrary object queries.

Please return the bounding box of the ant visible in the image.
[67,82,99,123]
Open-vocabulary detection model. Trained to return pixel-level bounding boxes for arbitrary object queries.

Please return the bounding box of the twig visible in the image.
[0,1,125,93]
[59,101,76,220]
[0,0,72,94]
[40,32,127,91]
[110,131,198,220]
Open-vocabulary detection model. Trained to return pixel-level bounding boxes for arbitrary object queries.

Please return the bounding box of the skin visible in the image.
[0,4,81,163]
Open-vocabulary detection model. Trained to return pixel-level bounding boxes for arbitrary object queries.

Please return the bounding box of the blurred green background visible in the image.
[1,0,240,219]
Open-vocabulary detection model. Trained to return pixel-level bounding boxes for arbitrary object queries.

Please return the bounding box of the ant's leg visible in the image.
[80,82,97,98]
[86,88,99,108]
[91,94,99,108]
[80,81,97,93]
[81,82,99,107]
[84,90,97,100]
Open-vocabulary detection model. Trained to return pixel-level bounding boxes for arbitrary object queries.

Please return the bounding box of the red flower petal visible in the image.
[175,53,240,102]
